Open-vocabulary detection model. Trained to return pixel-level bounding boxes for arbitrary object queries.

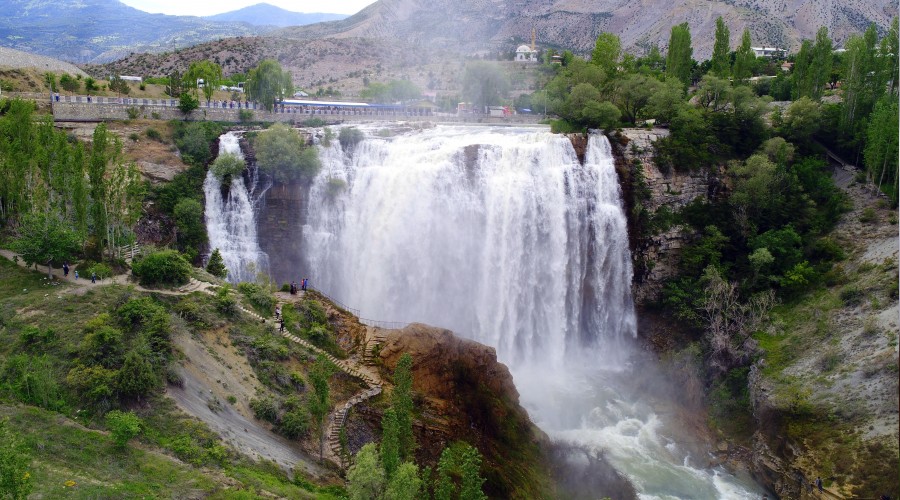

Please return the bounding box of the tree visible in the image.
[178,91,199,115]
[117,348,159,399]
[59,74,80,92]
[840,25,880,139]
[109,75,130,96]
[0,418,32,499]
[210,153,246,187]
[347,443,385,500]
[809,27,833,99]
[710,17,731,77]
[165,70,184,98]
[864,95,899,202]
[381,407,401,478]
[781,97,821,143]
[131,249,192,287]
[254,123,321,183]
[12,211,79,279]
[185,60,223,105]
[206,248,228,278]
[105,410,143,448]
[591,32,622,76]
[84,77,98,94]
[44,72,57,92]
[246,59,293,111]
[462,62,510,111]
[611,73,664,124]
[666,23,693,87]
[173,198,207,254]
[385,462,422,500]
[434,442,487,500]
[392,353,415,461]
[732,29,754,85]
[308,356,332,462]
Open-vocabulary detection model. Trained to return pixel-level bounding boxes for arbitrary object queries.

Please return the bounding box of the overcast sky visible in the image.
[119,0,376,16]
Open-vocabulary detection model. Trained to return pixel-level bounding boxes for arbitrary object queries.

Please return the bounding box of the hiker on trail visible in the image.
[63,262,69,277]
[74,270,79,280]
[815,477,823,492]
[290,281,297,294]
[275,305,281,320]
[91,272,96,284]
[301,278,308,291]
[279,318,285,332]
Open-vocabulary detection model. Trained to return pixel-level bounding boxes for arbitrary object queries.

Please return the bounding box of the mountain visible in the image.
[275,0,898,59]
[0,0,273,64]
[203,3,347,27]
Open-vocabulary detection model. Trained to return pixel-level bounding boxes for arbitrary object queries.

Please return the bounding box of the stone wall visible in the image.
[614,128,721,306]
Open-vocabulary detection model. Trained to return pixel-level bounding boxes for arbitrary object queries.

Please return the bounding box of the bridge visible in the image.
[27,92,544,125]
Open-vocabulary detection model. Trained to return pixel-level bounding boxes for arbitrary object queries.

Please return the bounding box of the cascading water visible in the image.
[301,125,765,498]
[204,131,270,283]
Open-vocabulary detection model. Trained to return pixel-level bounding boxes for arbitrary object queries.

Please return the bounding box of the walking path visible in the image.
[1,249,385,469]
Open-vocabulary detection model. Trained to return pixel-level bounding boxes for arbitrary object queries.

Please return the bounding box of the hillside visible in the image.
[0,0,272,63]
[274,0,897,59]
[204,3,347,27]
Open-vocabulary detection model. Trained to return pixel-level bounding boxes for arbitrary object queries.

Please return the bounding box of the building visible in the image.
[110,75,142,82]
[516,44,538,62]
[751,47,786,58]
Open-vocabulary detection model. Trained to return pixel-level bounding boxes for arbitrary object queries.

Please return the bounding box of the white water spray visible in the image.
[301,125,764,498]
[203,131,270,283]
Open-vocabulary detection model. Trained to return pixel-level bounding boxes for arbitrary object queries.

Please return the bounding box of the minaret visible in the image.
[531,27,536,51]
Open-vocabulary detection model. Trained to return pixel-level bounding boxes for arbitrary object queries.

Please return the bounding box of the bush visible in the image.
[128,132,140,142]
[87,262,113,280]
[172,121,223,166]
[206,249,227,279]
[250,397,278,423]
[280,409,309,439]
[145,128,162,141]
[859,207,877,223]
[210,153,246,183]
[216,285,237,316]
[254,123,321,183]
[238,282,276,315]
[238,109,254,122]
[338,127,365,152]
[105,410,142,448]
[126,107,140,120]
[131,250,191,287]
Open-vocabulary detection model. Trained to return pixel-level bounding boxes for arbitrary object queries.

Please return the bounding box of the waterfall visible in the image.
[300,125,764,498]
[204,131,270,283]
[304,126,634,367]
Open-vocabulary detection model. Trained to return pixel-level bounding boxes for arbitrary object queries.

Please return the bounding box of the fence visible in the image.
[306,286,409,330]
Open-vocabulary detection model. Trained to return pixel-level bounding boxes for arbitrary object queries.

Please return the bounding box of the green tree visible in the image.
[864,95,899,202]
[59,74,80,92]
[645,78,685,124]
[117,348,159,399]
[185,60,223,105]
[710,17,731,77]
[254,123,321,183]
[591,32,622,76]
[611,73,664,124]
[0,418,32,499]
[809,27,833,99]
[165,70,184,98]
[210,153,246,186]
[131,249,192,287]
[462,62,510,111]
[206,248,228,278]
[347,443,385,500]
[308,356,332,462]
[246,59,293,111]
[666,23,693,87]
[381,407,401,478]
[392,353,415,461]
[781,96,821,143]
[840,25,880,139]
[44,72,57,92]
[105,410,142,448]
[12,211,79,279]
[109,75,130,96]
[173,198,207,254]
[732,29,754,85]
[178,91,199,115]
[434,442,487,500]
[385,462,422,500]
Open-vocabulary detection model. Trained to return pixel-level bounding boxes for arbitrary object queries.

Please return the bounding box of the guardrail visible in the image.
[306,286,409,330]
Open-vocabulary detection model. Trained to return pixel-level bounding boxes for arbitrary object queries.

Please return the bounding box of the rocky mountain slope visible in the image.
[204,3,347,27]
[276,0,897,59]
[0,0,271,63]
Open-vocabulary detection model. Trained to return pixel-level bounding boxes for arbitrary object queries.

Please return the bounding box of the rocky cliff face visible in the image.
[377,323,551,498]
[256,181,308,284]
[611,128,723,306]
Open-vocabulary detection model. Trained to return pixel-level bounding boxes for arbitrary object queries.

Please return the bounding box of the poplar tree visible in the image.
[308,356,331,462]
[864,96,899,202]
[381,407,401,478]
[666,23,693,87]
[710,17,731,78]
[591,32,622,77]
[840,25,880,142]
[392,353,415,461]
[88,124,111,255]
[732,29,754,85]
[809,27,833,99]
[246,59,293,111]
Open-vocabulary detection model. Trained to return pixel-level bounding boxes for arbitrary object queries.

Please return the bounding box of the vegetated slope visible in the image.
[274,0,897,59]
[204,3,348,27]
[0,46,88,76]
[0,0,271,63]
[751,175,899,498]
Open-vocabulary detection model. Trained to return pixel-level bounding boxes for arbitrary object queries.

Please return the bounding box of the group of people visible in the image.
[61,262,97,283]
[289,278,309,295]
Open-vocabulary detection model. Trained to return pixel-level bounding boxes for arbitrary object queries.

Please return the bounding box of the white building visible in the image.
[516,44,538,62]
[751,47,786,58]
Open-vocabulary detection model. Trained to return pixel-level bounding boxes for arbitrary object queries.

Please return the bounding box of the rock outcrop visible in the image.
[375,323,551,498]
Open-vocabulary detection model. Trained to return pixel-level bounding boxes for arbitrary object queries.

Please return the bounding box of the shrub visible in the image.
[840,286,864,306]
[301,117,326,127]
[238,109,254,122]
[280,409,309,439]
[250,397,278,423]
[105,410,142,448]
[338,127,364,152]
[254,123,321,183]
[126,107,140,120]
[206,249,227,278]
[210,153,246,184]
[216,285,237,316]
[859,207,877,223]
[171,121,222,166]
[131,250,191,287]
[87,262,113,280]
[145,128,162,141]
[128,132,140,142]
[151,112,160,119]
[238,282,276,315]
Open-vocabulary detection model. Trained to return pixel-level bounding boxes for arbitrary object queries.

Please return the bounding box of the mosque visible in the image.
[515,29,539,62]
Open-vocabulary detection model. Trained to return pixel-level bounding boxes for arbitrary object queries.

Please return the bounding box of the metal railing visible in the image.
[306,286,409,330]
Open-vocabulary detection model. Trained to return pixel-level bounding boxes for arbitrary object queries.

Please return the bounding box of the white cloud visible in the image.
[119,0,375,16]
